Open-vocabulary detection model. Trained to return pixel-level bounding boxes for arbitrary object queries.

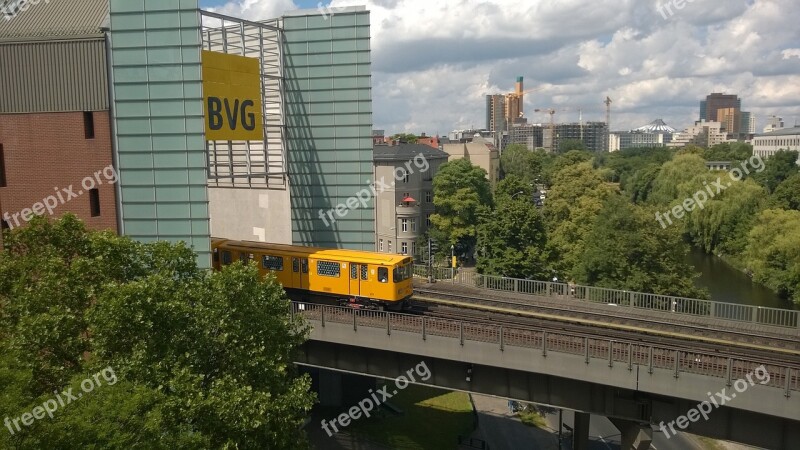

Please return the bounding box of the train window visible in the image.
[222,251,232,265]
[350,264,358,279]
[262,255,283,271]
[361,264,368,280]
[378,267,389,283]
[293,258,300,273]
[318,261,340,278]
[213,248,219,263]
[302,259,308,273]
[239,253,247,262]
[393,264,413,282]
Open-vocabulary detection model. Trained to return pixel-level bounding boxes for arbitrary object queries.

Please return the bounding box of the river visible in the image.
[686,248,795,310]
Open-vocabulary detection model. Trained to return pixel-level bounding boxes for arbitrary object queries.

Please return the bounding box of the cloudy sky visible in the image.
[202,0,800,135]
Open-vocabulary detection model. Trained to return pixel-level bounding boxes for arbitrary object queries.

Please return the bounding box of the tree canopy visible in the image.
[499,144,546,184]
[573,196,707,298]
[429,159,493,255]
[476,176,549,279]
[744,209,800,302]
[0,215,315,449]
[751,150,799,193]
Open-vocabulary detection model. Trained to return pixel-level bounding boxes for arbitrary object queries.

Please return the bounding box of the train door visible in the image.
[349,263,360,297]
[300,258,309,290]
[291,257,301,288]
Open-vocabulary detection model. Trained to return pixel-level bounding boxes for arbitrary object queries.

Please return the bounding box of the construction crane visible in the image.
[604,97,613,152]
[507,86,546,118]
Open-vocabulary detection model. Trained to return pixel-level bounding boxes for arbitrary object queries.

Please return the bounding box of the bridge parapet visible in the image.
[294,302,800,422]
[413,265,800,331]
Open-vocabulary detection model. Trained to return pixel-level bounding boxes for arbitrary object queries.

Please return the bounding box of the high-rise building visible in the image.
[504,77,524,127]
[486,76,526,132]
[700,93,741,122]
[486,94,506,132]
[553,122,609,152]
[700,93,750,138]
[740,112,756,138]
[509,124,544,150]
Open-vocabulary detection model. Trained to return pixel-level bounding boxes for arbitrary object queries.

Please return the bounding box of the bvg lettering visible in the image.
[207,97,257,131]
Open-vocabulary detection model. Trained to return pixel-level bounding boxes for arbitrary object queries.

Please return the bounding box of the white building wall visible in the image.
[752,131,800,164]
[209,188,292,243]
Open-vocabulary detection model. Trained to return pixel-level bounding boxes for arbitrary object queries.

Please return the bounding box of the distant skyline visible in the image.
[204,0,800,135]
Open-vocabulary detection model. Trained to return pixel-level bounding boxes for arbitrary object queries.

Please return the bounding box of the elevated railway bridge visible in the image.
[293,269,800,450]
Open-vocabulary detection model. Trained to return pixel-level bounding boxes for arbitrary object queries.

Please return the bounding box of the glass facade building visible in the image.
[109,0,211,267]
[104,2,376,267]
[283,8,375,250]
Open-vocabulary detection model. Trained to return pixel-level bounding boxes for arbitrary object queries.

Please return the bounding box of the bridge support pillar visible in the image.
[572,412,590,450]
[318,370,343,407]
[610,418,653,450]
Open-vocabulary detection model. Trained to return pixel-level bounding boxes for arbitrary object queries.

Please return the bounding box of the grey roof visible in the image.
[756,126,800,137]
[0,0,108,41]
[373,143,450,162]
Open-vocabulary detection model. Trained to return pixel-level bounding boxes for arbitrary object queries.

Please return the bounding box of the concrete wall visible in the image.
[208,187,291,243]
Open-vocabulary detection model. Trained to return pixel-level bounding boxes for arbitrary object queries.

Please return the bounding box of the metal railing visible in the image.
[292,303,800,396]
[413,266,800,330]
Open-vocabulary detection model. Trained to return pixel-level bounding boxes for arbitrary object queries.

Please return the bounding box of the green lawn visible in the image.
[348,384,474,450]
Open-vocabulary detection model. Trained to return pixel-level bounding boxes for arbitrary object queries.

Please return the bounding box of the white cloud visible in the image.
[211,0,800,134]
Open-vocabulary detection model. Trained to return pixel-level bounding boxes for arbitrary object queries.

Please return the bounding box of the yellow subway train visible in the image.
[211,238,414,310]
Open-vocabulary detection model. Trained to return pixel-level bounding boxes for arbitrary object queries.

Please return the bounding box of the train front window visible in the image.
[378,267,389,283]
[393,263,412,282]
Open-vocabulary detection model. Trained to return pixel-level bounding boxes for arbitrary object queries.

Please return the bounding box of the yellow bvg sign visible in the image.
[202,51,263,140]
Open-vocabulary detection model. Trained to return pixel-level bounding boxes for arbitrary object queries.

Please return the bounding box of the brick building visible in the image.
[0,0,118,246]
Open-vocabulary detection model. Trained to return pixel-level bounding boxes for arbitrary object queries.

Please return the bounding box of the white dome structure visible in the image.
[635,119,676,133]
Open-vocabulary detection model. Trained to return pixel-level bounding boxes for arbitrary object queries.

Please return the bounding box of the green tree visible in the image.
[627,164,661,204]
[647,153,708,206]
[494,174,534,204]
[751,150,799,193]
[430,159,493,254]
[557,139,587,154]
[500,144,546,183]
[771,173,800,211]
[476,195,549,279]
[543,162,617,275]
[743,209,800,304]
[682,176,765,256]
[0,215,314,449]
[703,142,753,162]
[390,133,418,143]
[574,196,707,298]
[541,150,592,185]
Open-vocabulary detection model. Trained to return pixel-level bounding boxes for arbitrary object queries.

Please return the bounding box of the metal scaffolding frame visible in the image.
[200,10,287,189]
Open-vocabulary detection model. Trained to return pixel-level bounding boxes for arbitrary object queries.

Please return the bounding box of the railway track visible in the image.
[411,288,800,364]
